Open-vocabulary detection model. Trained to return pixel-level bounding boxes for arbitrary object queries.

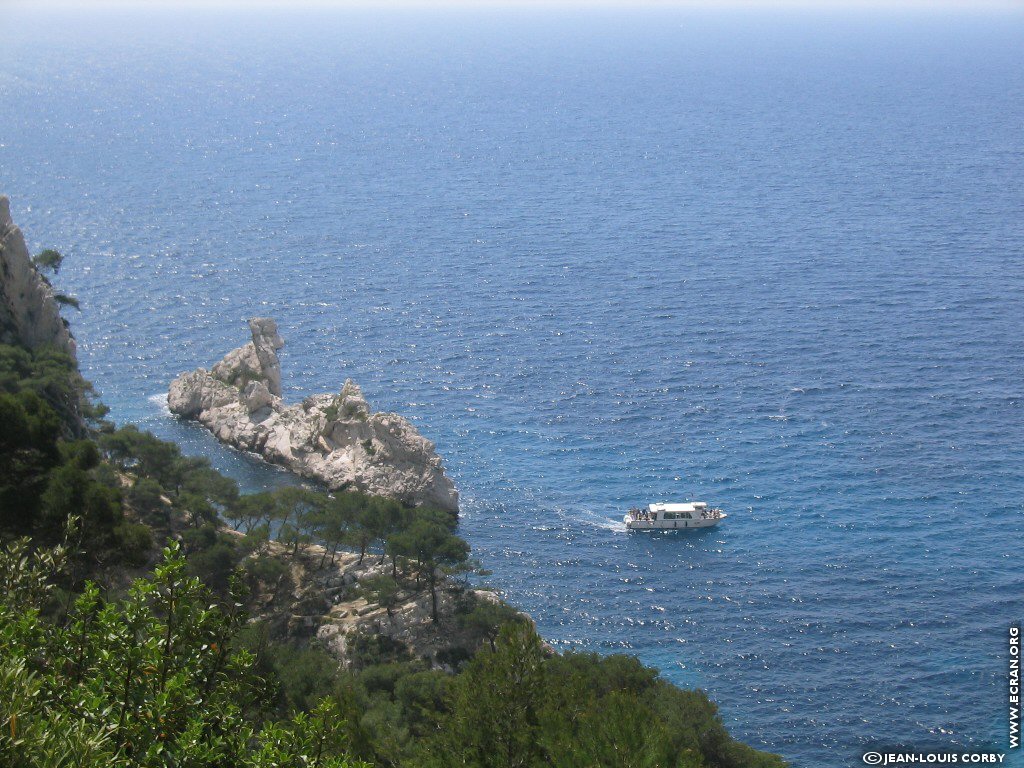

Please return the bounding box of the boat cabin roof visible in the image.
[649,502,708,513]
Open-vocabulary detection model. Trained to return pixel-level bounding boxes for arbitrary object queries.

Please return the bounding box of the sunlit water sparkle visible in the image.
[2,9,1023,766]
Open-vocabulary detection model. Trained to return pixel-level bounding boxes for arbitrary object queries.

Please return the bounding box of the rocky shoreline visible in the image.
[168,318,459,513]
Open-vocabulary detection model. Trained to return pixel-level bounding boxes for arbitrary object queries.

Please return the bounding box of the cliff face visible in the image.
[0,196,76,357]
[168,318,459,513]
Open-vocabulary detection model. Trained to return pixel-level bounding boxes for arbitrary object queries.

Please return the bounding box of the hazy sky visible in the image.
[6,0,1022,10]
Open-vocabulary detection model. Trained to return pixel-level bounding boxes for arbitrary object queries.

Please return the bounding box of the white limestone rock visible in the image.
[242,380,275,413]
[247,317,285,396]
[168,318,459,513]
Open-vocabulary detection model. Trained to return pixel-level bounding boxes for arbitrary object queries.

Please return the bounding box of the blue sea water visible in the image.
[2,7,1023,765]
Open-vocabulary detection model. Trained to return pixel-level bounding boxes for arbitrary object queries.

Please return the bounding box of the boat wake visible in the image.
[574,509,629,534]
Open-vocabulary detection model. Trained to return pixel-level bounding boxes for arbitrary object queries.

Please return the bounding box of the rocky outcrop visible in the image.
[0,196,76,357]
[237,535,520,670]
[168,318,459,513]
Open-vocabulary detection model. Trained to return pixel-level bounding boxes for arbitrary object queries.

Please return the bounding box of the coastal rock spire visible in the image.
[208,316,284,398]
[168,318,459,513]
[248,317,284,396]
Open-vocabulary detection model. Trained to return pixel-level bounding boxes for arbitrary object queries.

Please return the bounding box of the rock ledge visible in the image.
[168,318,458,513]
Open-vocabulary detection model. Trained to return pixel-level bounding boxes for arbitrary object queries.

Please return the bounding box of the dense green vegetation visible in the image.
[0,327,787,765]
[0,344,144,572]
[0,532,366,768]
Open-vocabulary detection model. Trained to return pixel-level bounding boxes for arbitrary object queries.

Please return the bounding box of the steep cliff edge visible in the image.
[168,318,459,513]
[0,196,76,357]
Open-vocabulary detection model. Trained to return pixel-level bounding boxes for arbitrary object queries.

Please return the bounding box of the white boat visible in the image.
[623,502,726,530]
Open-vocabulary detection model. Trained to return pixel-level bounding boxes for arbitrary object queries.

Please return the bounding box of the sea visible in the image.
[2,7,1022,766]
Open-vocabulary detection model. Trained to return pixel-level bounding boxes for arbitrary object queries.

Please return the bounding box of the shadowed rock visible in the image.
[0,196,76,357]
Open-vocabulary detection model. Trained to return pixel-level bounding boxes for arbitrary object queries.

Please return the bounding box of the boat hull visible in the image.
[623,513,726,531]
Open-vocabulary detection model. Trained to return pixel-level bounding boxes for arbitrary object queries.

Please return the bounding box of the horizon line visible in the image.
[7,0,1024,12]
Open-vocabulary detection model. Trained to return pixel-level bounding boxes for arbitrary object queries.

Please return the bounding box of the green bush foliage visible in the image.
[0,343,104,433]
[0,535,368,768]
[32,248,64,274]
[413,623,787,768]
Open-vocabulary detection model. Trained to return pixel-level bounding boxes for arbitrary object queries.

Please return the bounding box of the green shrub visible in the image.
[114,522,153,567]
[323,398,341,424]
[0,538,369,768]
[127,477,169,526]
[32,248,64,274]
[245,553,290,599]
[269,644,342,713]
[347,632,412,670]
[456,593,527,651]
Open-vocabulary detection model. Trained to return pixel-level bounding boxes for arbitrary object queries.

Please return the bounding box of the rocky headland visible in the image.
[168,318,459,513]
